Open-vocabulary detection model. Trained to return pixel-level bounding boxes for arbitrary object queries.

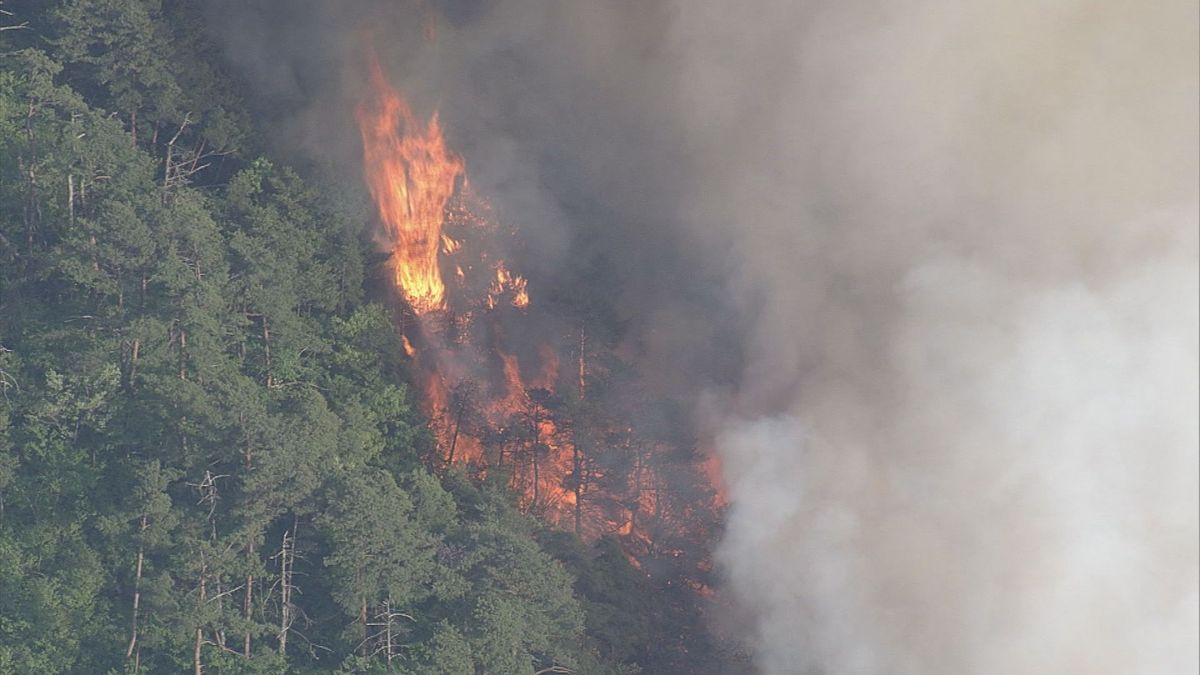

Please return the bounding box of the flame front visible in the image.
[357,52,463,314]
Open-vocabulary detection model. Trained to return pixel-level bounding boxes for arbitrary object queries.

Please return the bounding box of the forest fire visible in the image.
[0,2,778,669]
[356,53,724,563]
[6,2,1184,672]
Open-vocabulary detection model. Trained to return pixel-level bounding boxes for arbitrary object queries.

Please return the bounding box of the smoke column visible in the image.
[206,1,1198,672]
[685,1,1200,673]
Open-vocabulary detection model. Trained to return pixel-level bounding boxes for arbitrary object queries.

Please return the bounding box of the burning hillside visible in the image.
[355,49,724,559]
[221,3,1200,674]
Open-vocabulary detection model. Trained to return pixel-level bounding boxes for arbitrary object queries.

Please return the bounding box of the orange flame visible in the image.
[489,262,530,309]
[357,51,464,314]
[441,234,462,254]
[353,49,722,571]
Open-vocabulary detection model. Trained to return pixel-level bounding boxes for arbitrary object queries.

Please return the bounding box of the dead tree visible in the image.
[161,113,232,199]
[360,600,415,670]
[0,4,29,32]
[124,513,149,669]
[275,517,298,656]
[444,380,479,468]
[188,470,228,675]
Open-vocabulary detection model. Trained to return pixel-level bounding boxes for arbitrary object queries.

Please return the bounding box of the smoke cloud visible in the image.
[686,2,1199,673]
[206,1,1199,672]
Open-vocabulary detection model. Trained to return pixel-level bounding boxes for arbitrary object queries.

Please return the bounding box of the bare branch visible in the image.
[205,583,246,603]
[168,113,192,147]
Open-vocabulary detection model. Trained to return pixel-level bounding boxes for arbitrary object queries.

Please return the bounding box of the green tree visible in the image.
[321,468,447,668]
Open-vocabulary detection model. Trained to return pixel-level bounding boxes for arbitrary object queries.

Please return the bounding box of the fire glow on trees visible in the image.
[356,50,725,564]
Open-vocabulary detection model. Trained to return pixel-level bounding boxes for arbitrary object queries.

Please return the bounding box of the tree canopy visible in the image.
[0,2,741,673]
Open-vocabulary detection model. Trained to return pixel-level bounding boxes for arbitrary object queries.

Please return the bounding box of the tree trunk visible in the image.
[125,514,147,665]
[384,600,394,670]
[262,315,273,387]
[23,101,40,252]
[578,325,587,397]
[194,561,206,675]
[238,303,248,368]
[531,415,541,510]
[127,338,140,389]
[179,328,188,380]
[194,626,203,675]
[243,446,254,657]
[446,396,464,467]
[243,549,253,657]
[358,595,369,657]
[573,445,583,535]
[277,519,296,656]
[214,578,227,650]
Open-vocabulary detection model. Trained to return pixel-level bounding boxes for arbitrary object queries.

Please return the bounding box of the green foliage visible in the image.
[320,469,441,617]
[0,4,646,673]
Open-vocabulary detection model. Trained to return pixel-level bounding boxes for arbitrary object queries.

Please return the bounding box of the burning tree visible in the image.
[354,47,731,670]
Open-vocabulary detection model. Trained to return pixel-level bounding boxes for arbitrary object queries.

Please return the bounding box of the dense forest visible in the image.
[0,1,738,673]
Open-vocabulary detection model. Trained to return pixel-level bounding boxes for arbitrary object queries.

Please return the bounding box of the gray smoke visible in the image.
[207,1,1199,672]
[684,1,1199,673]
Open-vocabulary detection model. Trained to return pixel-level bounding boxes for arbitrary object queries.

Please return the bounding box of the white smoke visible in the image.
[697,1,1200,673]
[718,244,1198,674]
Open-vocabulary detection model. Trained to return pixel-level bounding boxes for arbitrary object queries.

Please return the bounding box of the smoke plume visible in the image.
[689,2,1199,673]
[206,1,1199,672]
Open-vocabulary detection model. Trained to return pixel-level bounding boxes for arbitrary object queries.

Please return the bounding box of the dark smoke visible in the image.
[206,0,741,391]
[206,2,1199,673]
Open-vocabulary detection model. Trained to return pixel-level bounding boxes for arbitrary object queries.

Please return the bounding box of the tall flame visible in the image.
[356,52,463,314]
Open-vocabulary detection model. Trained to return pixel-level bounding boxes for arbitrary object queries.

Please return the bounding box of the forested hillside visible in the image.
[0,2,703,673]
